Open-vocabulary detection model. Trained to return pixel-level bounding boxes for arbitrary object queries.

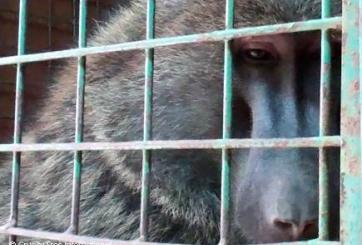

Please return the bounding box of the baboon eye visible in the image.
[243,49,275,62]
[233,40,279,65]
[240,45,278,65]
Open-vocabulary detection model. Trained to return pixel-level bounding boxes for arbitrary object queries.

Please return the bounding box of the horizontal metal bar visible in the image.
[0,227,190,245]
[0,17,341,66]
[259,241,340,245]
[0,136,342,152]
[0,226,341,245]
[0,227,341,245]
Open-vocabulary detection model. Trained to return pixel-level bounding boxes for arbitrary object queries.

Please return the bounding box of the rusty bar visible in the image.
[68,0,87,235]
[139,0,155,241]
[340,0,362,243]
[0,17,341,66]
[0,227,340,245]
[0,227,191,245]
[219,0,234,244]
[360,0,362,203]
[258,242,340,245]
[0,136,342,153]
[318,0,332,240]
[8,0,28,243]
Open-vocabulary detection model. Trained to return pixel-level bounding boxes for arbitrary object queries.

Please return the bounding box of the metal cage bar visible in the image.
[360,0,362,207]
[0,17,341,66]
[340,0,362,243]
[8,0,28,243]
[140,0,155,241]
[0,226,342,245]
[0,1,360,244]
[0,136,342,152]
[219,0,234,244]
[68,0,87,235]
[318,0,332,240]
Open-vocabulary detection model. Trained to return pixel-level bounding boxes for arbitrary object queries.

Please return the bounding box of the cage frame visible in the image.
[0,0,361,244]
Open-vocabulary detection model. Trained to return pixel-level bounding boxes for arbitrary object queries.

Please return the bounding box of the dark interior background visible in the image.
[0,0,122,143]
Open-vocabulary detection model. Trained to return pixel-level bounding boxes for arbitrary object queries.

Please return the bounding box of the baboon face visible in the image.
[226,2,342,243]
[230,32,341,243]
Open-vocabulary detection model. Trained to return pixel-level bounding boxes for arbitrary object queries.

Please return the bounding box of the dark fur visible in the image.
[0,1,341,244]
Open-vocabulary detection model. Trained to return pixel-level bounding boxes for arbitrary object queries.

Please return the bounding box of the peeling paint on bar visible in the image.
[260,242,340,245]
[0,227,341,245]
[318,0,332,240]
[0,0,360,243]
[0,137,342,152]
[8,0,28,243]
[0,17,341,66]
[219,0,235,244]
[139,0,155,241]
[67,0,87,236]
[340,0,362,243]
[0,227,190,245]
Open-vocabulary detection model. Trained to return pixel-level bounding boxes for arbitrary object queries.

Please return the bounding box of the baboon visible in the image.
[0,0,342,244]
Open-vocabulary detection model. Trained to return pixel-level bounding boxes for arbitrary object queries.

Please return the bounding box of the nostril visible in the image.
[301,219,318,237]
[273,218,294,231]
[273,218,318,240]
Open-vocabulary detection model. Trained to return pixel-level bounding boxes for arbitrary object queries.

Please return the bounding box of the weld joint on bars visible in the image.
[0,17,341,66]
[0,136,342,152]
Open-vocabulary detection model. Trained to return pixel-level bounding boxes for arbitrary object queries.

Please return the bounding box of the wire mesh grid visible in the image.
[0,0,361,244]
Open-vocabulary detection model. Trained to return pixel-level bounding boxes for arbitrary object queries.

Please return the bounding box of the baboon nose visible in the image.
[273,218,318,240]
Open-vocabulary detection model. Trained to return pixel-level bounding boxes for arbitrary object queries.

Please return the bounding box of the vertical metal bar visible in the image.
[219,0,234,244]
[68,0,87,235]
[8,0,28,243]
[140,0,155,241]
[318,0,332,240]
[340,0,362,243]
[360,0,362,215]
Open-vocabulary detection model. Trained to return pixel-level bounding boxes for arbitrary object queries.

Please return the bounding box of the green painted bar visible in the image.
[0,136,342,152]
[69,0,87,235]
[8,0,28,243]
[140,0,155,241]
[219,0,234,244]
[0,17,341,66]
[261,242,339,245]
[2,0,361,243]
[0,226,342,245]
[340,0,362,244]
[318,0,332,240]
[360,0,362,211]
